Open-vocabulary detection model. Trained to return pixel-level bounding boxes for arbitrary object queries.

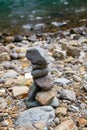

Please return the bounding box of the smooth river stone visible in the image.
[26,46,48,65]
[31,68,49,78]
[35,75,53,91]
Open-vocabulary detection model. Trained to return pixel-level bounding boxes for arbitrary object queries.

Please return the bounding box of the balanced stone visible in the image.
[26,46,48,65]
[35,75,53,91]
[32,64,47,70]
[31,68,49,78]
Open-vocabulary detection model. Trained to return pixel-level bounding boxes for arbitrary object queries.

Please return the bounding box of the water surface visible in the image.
[0,0,87,33]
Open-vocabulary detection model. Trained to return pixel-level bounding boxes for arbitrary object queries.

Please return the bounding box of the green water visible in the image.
[0,0,87,33]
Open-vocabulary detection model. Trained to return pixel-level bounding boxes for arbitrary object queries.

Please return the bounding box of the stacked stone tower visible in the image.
[26,46,54,107]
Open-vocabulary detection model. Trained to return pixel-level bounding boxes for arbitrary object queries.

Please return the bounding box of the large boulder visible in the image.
[16,106,55,126]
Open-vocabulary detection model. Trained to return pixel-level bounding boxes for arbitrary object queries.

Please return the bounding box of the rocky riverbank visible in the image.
[0,26,87,130]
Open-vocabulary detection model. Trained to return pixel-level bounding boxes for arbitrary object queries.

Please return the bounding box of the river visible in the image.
[0,0,87,33]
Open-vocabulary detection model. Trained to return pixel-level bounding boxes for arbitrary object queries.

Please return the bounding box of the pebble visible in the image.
[60,89,76,102]
[0,46,9,53]
[77,118,87,127]
[72,75,81,82]
[55,78,71,86]
[68,105,79,112]
[4,36,14,43]
[28,34,37,42]
[34,23,45,30]
[54,117,60,125]
[34,121,47,130]
[12,86,29,98]
[0,97,7,109]
[82,73,87,91]
[14,35,23,42]
[52,49,66,59]
[2,70,18,79]
[54,119,78,130]
[0,52,10,62]
[66,45,80,57]
[25,73,32,79]
[56,107,67,116]
[16,125,36,130]
[0,79,5,84]
[3,61,15,69]
[49,96,59,108]
[10,52,18,59]
[35,90,55,105]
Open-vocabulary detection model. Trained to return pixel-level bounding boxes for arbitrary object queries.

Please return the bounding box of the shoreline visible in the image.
[0,19,87,36]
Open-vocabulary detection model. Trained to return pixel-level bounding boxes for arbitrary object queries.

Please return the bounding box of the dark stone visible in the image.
[35,75,53,91]
[66,46,80,57]
[26,82,41,108]
[0,116,3,122]
[26,47,48,65]
[10,52,18,59]
[32,68,49,78]
[70,29,77,34]
[32,64,47,70]
[0,79,5,84]
[26,100,40,108]
[14,35,23,42]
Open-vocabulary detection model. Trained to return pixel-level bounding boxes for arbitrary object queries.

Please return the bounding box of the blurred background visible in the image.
[0,0,87,33]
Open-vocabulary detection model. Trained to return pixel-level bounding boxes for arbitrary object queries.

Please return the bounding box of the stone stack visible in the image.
[26,46,54,107]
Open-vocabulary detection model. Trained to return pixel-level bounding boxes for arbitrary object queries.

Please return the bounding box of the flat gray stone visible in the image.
[35,75,53,91]
[26,46,48,65]
[32,68,49,78]
[16,106,55,126]
[60,89,76,102]
[55,78,71,86]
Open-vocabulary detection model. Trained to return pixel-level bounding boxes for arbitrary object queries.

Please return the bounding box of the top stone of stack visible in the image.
[26,46,49,65]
